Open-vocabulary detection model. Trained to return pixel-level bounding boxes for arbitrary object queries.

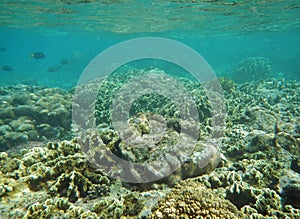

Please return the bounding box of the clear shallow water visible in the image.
[0,27,299,88]
[0,0,300,89]
[1,0,300,36]
[0,1,300,218]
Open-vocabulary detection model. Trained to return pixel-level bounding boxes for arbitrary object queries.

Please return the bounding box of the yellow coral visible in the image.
[151,179,240,218]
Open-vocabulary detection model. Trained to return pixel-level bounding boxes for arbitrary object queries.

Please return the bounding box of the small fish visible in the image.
[60,59,69,65]
[31,52,45,59]
[1,65,13,71]
[47,66,61,72]
[0,47,7,52]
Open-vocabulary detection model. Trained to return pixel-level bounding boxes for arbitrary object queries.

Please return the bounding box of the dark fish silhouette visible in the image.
[1,65,13,71]
[47,66,61,72]
[0,48,7,52]
[60,59,69,65]
[31,52,45,59]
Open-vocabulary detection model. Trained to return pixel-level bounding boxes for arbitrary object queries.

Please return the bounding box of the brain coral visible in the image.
[151,179,240,218]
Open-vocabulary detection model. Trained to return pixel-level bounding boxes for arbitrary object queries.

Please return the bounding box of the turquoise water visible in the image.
[0,1,300,218]
[1,27,299,88]
[1,1,300,88]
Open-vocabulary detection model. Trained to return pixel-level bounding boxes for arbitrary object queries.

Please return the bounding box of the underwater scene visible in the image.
[0,0,300,218]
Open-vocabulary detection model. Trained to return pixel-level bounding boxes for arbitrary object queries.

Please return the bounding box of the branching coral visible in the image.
[234,57,272,83]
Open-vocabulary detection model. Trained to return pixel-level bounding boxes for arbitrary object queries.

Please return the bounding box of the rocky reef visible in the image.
[0,70,299,218]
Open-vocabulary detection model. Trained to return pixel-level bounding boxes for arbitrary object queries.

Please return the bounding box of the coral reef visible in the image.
[0,139,113,217]
[280,170,300,209]
[0,74,299,218]
[208,78,300,218]
[0,85,73,151]
[151,179,240,218]
[0,138,150,218]
[74,68,222,184]
[79,112,220,185]
[73,68,212,129]
[234,56,272,83]
[218,77,237,93]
